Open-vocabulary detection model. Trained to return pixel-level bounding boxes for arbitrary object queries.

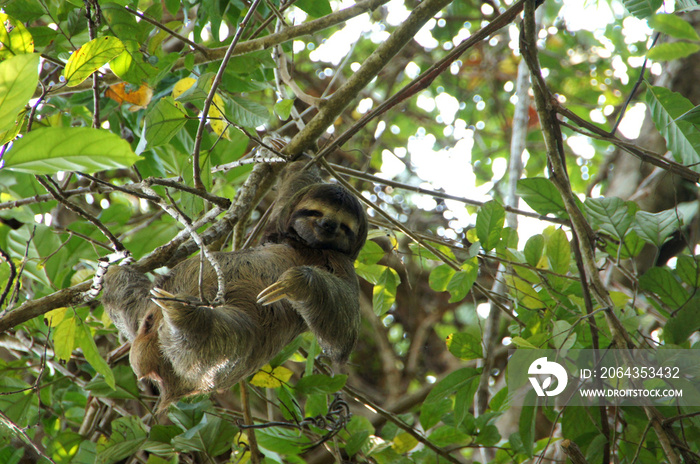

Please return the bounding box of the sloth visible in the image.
[102,160,368,409]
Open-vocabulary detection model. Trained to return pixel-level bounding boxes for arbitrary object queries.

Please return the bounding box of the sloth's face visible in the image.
[290,197,361,255]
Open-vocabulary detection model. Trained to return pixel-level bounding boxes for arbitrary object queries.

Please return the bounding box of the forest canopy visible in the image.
[0,0,699,463]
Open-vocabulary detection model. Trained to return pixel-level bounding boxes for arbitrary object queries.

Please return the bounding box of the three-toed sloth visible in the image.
[102,161,368,409]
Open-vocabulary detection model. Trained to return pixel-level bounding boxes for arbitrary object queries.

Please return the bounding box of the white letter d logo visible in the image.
[528,357,568,397]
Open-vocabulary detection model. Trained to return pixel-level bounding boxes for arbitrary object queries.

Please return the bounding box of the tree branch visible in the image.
[280,0,456,159]
[192,0,263,191]
[519,1,683,462]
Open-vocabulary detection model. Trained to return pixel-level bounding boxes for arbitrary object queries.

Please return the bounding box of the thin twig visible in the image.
[0,245,16,310]
[26,83,48,133]
[332,164,568,225]
[213,156,286,173]
[84,0,101,129]
[343,383,460,463]
[629,422,653,464]
[0,409,56,464]
[147,178,231,208]
[141,182,226,304]
[35,176,126,253]
[192,0,265,190]
[124,6,210,57]
[557,106,698,182]
[0,187,94,211]
[610,33,660,135]
[240,381,263,464]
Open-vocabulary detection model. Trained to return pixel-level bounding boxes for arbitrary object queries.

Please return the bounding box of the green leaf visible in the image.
[518,405,536,457]
[646,85,700,172]
[353,262,385,284]
[420,397,452,431]
[505,274,547,309]
[109,49,158,85]
[425,368,480,403]
[101,3,149,44]
[76,318,116,389]
[429,264,456,292]
[256,427,309,455]
[356,241,385,265]
[617,230,646,259]
[676,255,700,288]
[171,412,236,457]
[634,209,681,247]
[647,13,700,40]
[676,105,700,125]
[427,425,470,447]
[63,36,125,87]
[294,374,347,395]
[476,200,505,252]
[96,416,148,464]
[0,13,34,58]
[27,26,57,48]
[225,96,270,128]
[664,296,700,344]
[295,0,332,17]
[524,234,545,267]
[551,320,576,351]
[0,53,39,131]
[476,425,501,447]
[499,226,519,249]
[343,418,373,457]
[546,228,570,274]
[647,42,700,61]
[584,197,633,240]
[447,331,483,360]
[164,0,179,15]
[445,258,478,302]
[85,365,140,399]
[516,178,567,217]
[677,0,700,12]
[623,0,663,18]
[139,97,187,152]
[639,267,688,309]
[372,266,400,315]
[52,311,77,362]
[274,99,294,120]
[4,127,142,174]
[509,336,539,349]
[175,73,213,104]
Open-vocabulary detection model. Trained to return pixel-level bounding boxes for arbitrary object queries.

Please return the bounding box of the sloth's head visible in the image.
[289,184,366,256]
[273,183,367,259]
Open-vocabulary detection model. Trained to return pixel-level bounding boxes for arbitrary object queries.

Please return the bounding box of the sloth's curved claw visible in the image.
[257,281,289,306]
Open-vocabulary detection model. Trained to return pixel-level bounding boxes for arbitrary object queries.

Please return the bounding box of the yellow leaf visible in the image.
[45,307,68,327]
[250,364,294,388]
[392,432,419,453]
[209,94,229,139]
[172,77,196,98]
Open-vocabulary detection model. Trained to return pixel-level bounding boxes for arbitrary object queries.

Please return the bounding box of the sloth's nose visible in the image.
[319,218,338,233]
